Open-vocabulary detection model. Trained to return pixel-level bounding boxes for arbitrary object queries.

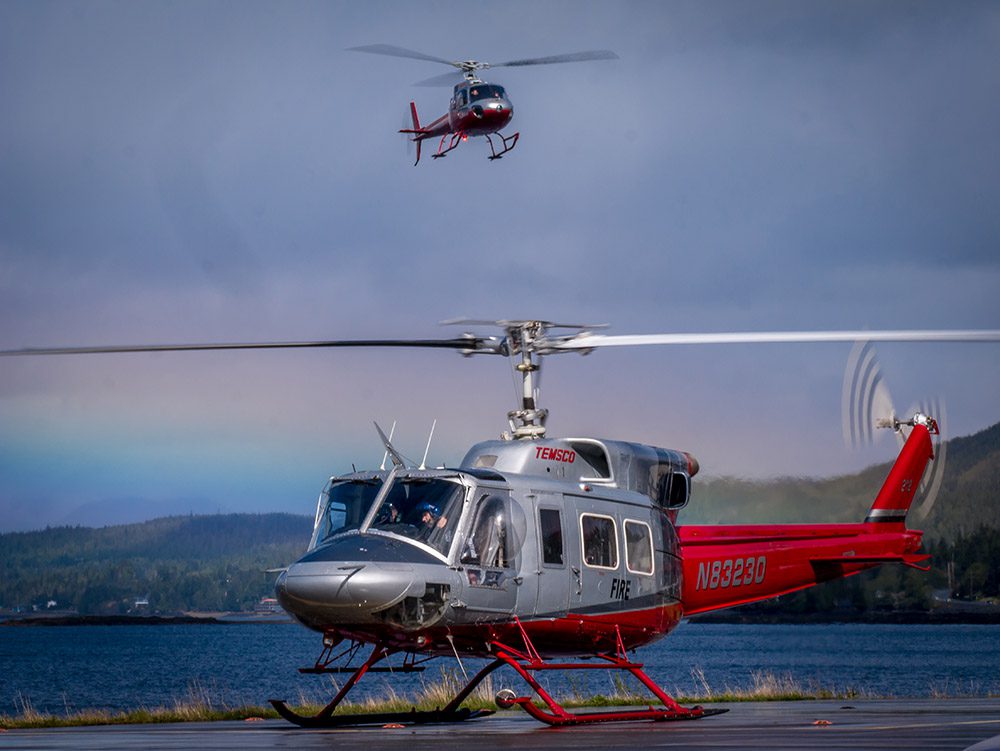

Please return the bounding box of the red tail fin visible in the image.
[406,101,422,166]
[864,421,935,529]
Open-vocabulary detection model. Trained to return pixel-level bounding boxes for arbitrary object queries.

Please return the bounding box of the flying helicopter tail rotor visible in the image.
[400,109,415,161]
[841,341,947,521]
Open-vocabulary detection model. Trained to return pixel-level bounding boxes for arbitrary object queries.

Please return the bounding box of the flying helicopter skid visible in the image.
[4,320,1000,728]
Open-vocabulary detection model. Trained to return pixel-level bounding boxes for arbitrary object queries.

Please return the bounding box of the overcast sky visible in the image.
[2,1,998,531]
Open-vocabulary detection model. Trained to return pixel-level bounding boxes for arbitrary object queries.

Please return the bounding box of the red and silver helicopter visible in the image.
[3,320,1000,727]
[349,45,618,164]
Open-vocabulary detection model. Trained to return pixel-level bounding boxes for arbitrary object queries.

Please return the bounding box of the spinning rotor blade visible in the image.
[413,71,467,87]
[347,44,457,67]
[553,329,1000,351]
[493,50,619,67]
[0,337,497,357]
[842,341,896,450]
[841,340,948,521]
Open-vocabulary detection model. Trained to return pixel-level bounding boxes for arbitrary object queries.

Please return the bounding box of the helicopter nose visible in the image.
[276,561,414,616]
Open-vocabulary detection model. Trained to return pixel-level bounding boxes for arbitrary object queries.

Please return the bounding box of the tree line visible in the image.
[0,514,311,615]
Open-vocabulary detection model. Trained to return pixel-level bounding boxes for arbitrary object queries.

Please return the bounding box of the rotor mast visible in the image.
[457,320,603,441]
[506,321,548,439]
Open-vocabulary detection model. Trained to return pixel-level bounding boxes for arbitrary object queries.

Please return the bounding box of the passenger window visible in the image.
[461,495,509,568]
[624,520,653,575]
[539,508,563,566]
[580,513,618,569]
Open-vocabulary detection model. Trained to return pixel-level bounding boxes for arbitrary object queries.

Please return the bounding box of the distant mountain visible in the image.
[680,421,1000,542]
[0,513,312,615]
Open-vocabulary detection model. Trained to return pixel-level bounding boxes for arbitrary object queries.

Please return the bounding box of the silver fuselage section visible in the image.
[276,437,692,654]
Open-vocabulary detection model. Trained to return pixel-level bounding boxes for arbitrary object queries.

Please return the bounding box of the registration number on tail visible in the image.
[695,556,767,590]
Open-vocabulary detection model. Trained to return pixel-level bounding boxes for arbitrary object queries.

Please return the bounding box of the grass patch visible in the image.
[0,668,873,730]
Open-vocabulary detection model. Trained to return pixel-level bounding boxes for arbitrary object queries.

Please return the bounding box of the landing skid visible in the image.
[486,131,519,160]
[270,641,504,728]
[272,624,725,728]
[270,701,493,728]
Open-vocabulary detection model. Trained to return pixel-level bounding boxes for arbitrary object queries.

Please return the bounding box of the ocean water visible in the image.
[1,622,997,716]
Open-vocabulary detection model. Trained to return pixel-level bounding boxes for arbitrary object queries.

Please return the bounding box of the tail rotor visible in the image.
[842,341,947,520]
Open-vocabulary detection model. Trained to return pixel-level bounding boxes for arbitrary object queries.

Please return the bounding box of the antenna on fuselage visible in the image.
[379,421,397,470]
[419,419,437,470]
[375,421,406,469]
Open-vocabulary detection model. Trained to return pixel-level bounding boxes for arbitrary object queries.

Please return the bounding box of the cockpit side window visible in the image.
[456,89,468,107]
[461,495,510,569]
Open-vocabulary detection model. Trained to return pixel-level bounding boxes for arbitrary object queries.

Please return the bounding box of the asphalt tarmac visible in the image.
[2,699,999,751]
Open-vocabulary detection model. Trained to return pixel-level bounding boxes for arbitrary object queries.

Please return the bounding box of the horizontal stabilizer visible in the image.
[810,553,931,571]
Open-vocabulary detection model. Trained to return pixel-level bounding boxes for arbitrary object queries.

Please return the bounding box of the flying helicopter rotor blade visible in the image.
[492,50,619,68]
[0,336,503,357]
[347,44,459,68]
[413,70,467,87]
[552,329,1000,351]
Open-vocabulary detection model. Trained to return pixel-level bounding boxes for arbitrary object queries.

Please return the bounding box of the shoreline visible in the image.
[3,611,998,627]
[0,614,292,627]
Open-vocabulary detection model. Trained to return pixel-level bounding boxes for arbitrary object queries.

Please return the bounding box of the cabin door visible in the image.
[532,493,571,616]
[456,490,519,619]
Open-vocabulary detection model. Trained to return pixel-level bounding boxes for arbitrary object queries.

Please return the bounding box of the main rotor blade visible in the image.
[348,44,457,68]
[413,70,466,87]
[0,337,497,357]
[554,329,1000,350]
[493,50,619,68]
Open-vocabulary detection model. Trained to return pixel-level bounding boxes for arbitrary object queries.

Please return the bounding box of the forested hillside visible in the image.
[0,514,311,614]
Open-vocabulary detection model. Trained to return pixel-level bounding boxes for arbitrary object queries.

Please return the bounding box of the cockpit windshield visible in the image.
[468,84,506,102]
[369,476,466,557]
[310,477,383,549]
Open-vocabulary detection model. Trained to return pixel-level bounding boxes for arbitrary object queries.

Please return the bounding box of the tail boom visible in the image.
[678,421,934,616]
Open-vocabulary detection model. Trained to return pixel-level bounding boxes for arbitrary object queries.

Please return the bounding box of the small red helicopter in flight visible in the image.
[349,45,618,164]
[5,320,1000,727]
